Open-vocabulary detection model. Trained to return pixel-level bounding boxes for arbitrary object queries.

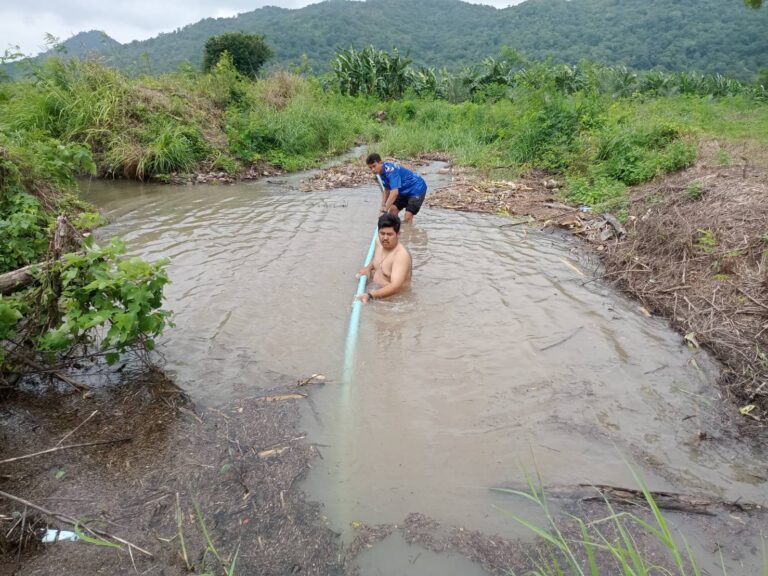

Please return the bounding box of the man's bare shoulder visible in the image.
[395,243,412,262]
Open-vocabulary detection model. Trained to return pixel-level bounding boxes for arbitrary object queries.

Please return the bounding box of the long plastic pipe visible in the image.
[340,175,383,387]
[334,176,382,530]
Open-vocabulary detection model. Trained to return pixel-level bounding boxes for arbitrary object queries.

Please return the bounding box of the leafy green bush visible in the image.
[0,191,50,272]
[508,92,586,171]
[0,132,96,272]
[591,123,696,186]
[39,238,172,363]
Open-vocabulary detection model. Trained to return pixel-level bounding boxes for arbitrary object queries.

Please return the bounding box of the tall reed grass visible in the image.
[496,467,768,576]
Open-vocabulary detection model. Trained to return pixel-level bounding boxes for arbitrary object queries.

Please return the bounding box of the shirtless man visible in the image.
[356,213,412,303]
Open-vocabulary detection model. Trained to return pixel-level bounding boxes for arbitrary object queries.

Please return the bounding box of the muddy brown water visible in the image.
[80,163,768,574]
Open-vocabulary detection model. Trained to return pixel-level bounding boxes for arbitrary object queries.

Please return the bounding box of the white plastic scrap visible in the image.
[41,529,79,543]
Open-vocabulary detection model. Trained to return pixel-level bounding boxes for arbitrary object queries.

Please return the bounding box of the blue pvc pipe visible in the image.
[334,175,382,528]
[340,175,384,387]
[341,226,377,387]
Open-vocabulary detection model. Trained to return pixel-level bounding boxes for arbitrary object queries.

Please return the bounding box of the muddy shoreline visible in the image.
[0,371,341,575]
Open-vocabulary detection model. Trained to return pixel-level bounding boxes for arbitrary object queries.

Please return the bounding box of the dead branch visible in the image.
[730,283,768,313]
[11,352,89,391]
[538,484,763,516]
[538,326,584,352]
[0,490,153,557]
[0,437,132,464]
[56,410,99,446]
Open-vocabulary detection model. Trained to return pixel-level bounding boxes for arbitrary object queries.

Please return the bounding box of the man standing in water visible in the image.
[366,153,428,224]
[356,213,412,303]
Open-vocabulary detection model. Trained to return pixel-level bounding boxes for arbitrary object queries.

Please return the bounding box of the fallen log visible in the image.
[0,262,48,295]
[0,216,82,295]
[509,483,764,516]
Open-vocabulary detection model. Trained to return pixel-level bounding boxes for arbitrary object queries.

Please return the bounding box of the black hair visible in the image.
[378,212,401,233]
[366,152,382,165]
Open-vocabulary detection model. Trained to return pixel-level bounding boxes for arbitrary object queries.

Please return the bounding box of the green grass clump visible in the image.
[496,466,767,576]
[687,181,705,201]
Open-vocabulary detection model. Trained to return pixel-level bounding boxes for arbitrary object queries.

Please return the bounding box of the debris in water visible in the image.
[559,257,586,277]
[684,332,700,350]
[258,447,289,459]
[259,394,307,402]
[298,373,327,386]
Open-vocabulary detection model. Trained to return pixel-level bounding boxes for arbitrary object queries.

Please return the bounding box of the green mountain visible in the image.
[12,0,768,79]
[58,30,122,59]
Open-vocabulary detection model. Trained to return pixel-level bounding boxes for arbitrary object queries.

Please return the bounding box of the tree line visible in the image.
[6,0,768,80]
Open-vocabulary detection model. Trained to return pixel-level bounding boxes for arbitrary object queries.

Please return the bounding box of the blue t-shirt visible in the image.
[379,162,427,198]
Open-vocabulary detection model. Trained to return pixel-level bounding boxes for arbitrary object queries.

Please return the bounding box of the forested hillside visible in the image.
[10,0,768,79]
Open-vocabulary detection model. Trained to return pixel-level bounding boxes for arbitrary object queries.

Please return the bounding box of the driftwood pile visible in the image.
[302,162,372,192]
[427,168,627,242]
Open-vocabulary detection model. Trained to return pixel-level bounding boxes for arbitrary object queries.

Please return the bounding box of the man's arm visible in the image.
[369,250,410,299]
[358,241,381,278]
[383,188,399,212]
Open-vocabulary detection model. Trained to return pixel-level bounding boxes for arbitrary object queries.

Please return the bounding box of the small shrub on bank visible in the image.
[687,181,705,200]
[591,122,697,186]
[39,238,171,361]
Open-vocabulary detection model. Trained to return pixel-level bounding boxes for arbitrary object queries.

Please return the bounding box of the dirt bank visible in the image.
[601,142,768,426]
[0,372,341,575]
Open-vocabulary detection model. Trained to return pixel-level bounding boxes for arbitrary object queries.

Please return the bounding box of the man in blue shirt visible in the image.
[366,153,428,224]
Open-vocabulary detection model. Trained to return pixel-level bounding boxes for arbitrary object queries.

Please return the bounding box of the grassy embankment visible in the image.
[4,55,768,276]
[370,93,768,206]
[0,56,373,271]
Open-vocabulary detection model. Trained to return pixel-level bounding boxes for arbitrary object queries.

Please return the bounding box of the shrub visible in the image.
[202,32,272,79]
[39,238,172,363]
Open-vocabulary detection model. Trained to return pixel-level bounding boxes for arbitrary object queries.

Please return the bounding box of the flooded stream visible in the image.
[81,163,768,574]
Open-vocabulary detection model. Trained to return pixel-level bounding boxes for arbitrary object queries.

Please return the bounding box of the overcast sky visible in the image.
[1,0,525,57]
